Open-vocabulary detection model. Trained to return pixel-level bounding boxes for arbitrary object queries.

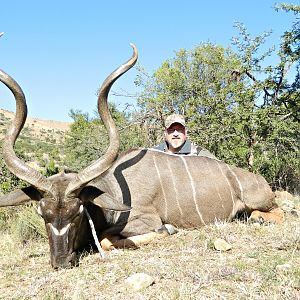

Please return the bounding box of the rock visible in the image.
[125,273,155,291]
[275,190,294,201]
[164,224,178,235]
[213,238,232,251]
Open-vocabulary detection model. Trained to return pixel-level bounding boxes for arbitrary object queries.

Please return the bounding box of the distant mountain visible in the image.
[0,108,70,141]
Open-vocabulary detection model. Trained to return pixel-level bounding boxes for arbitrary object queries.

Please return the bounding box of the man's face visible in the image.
[164,123,187,152]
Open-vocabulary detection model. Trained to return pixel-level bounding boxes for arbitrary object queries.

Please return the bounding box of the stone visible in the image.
[214,238,232,251]
[275,190,294,201]
[125,273,155,291]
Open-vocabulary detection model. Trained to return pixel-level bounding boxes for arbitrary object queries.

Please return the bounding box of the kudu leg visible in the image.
[241,183,285,224]
[249,207,285,224]
[100,224,177,250]
[100,232,169,250]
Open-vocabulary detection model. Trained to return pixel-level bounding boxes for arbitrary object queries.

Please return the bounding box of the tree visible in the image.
[135,25,299,192]
[230,4,300,192]
[63,109,105,171]
[275,3,300,121]
[63,104,146,171]
[136,43,244,152]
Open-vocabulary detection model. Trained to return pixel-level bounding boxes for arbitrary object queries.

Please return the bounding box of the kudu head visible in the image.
[0,44,138,268]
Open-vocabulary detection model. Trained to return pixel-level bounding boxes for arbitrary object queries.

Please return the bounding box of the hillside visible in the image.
[0,109,71,172]
[0,109,70,140]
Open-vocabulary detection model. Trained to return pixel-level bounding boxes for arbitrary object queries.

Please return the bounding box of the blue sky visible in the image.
[0,1,296,122]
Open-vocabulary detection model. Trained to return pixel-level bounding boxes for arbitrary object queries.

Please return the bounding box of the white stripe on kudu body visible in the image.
[253,173,268,194]
[225,164,244,201]
[204,159,224,204]
[153,155,168,220]
[254,174,260,188]
[166,156,183,217]
[180,156,206,225]
[49,223,71,236]
[215,160,236,217]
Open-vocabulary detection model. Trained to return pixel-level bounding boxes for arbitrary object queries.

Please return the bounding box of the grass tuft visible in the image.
[9,204,47,242]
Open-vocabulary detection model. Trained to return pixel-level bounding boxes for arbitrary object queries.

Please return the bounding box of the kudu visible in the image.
[0,44,283,269]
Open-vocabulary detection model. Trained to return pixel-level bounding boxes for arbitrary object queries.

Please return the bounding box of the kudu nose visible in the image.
[51,252,78,269]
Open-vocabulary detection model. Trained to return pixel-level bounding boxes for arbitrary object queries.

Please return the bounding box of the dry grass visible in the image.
[1,200,300,300]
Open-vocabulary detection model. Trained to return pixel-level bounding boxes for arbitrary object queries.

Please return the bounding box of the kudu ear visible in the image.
[0,186,42,207]
[80,186,131,212]
[93,193,132,212]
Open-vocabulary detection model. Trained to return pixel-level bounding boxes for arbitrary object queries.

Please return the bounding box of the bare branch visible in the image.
[245,70,272,98]
[279,112,293,120]
[110,89,138,98]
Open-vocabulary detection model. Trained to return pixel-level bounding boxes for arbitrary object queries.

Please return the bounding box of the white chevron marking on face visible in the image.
[180,156,206,225]
[49,223,71,236]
